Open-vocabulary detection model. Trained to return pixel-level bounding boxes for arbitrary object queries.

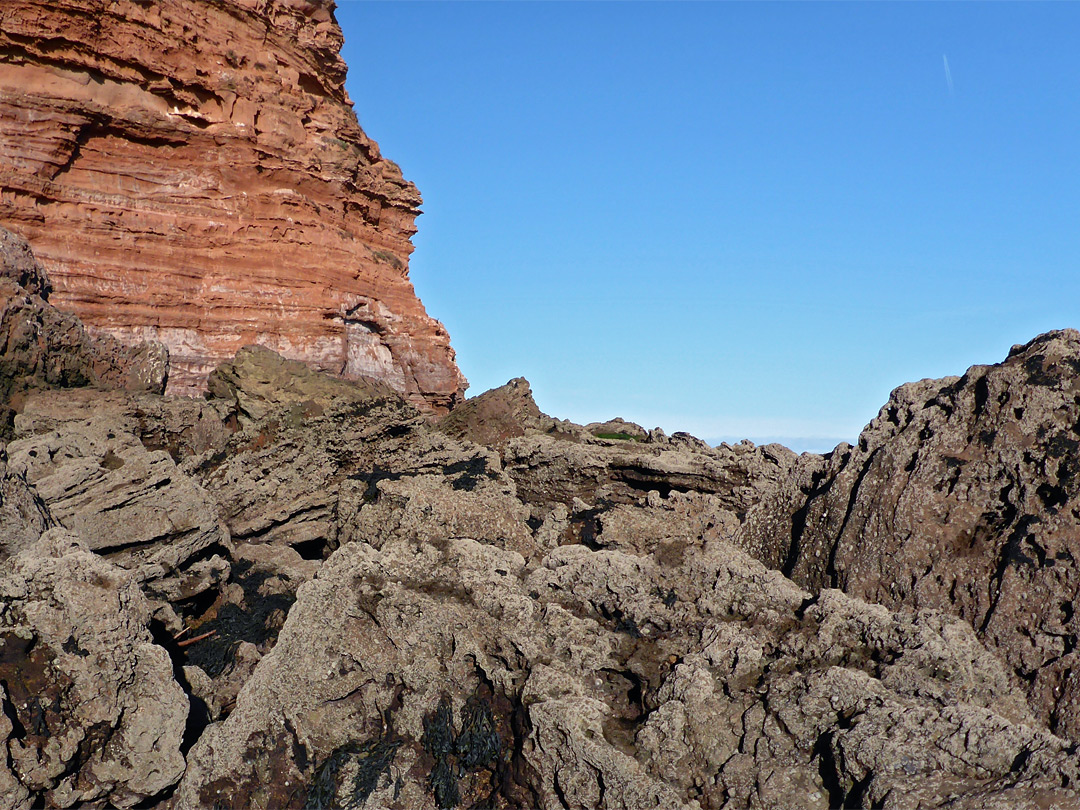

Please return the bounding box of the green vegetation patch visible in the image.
[593,432,639,442]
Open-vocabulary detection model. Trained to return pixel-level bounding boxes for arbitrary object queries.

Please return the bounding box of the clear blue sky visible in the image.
[336,2,1079,451]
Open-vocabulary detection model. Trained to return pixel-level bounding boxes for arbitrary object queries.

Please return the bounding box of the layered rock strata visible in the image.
[0,0,465,410]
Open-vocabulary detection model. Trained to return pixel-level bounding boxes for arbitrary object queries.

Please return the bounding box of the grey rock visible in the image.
[501,430,795,515]
[437,376,549,447]
[173,491,1078,810]
[14,387,230,461]
[5,415,230,600]
[205,344,399,428]
[0,248,168,436]
[0,529,188,808]
[585,417,649,441]
[0,227,50,299]
[0,461,54,561]
[742,329,1080,740]
[189,382,518,559]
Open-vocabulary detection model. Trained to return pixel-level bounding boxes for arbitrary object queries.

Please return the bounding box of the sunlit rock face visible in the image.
[0,0,466,411]
[741,328,1080,741]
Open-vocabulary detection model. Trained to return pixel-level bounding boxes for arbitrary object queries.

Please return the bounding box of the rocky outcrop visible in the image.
[175,363,1080,808]
[6,400,231,603]
[0,227,167,434]
[206,344,397,429]
[742,329,1080,740]
[0,0,465,410]
[175,521,1079,810]
[3,266,1080,808]
[0,461,53,560]
[0,529,189,809]
[437,377,548,448]
[0,228,50,298]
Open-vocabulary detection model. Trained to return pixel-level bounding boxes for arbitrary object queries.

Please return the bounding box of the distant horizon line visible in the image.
[705,435,854,455]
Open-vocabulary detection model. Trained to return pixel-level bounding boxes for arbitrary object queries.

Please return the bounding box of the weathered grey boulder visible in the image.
[0,529,188,808]
[437,377,551,447]
[0,279,167,408]
[0,461,54,560]
[14,387,230,461]
[205,344,399,428]
[191,376,517,555]
[5,414,230,604]
[502,430,796,516]
[174,497,1078,810]
[585,417,650,441]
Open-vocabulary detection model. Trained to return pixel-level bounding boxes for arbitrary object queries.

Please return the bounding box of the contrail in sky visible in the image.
[943,54,954,95]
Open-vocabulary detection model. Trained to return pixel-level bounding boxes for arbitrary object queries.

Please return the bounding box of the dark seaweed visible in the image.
[303,747,351,810]
[423,695,457,760]
[456,696,500,770]
[302,736,401,810]
[423,696,460,806]
[430,757,461,809]
[351,737,402,805]
[420,691,507,809]
[184,560,296,677]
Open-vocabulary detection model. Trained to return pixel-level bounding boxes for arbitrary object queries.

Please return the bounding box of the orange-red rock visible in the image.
[0,0,466,410]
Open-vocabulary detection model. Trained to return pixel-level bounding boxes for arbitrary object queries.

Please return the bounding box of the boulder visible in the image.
[206,344,400,428]
[6,411,230,605]
[0,530,188,808]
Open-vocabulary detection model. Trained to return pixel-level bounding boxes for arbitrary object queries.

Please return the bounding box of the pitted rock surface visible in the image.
[6,419,230,601]
[0,530,188,809]
[174,509,1079,810]
[742,329,1080,741]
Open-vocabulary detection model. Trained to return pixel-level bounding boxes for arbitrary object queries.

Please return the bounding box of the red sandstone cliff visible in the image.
[0,0,466,410]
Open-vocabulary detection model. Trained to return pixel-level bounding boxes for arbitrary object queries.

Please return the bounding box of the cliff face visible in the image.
[0,0,466,410]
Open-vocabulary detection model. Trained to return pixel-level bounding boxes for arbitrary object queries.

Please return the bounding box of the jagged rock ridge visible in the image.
[2,228,1080,810]
[740,329,1080,741]
[0,0,465,411]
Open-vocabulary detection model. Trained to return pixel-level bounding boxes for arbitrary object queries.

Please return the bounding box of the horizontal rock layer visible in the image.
[0,0,465,410]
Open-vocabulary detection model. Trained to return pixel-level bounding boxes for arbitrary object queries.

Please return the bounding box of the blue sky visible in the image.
[336,2,1079,451]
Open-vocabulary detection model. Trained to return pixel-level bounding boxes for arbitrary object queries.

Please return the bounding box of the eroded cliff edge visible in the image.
[0,0,465,410]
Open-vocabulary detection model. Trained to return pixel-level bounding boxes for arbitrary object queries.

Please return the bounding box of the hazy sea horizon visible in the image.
[706,436,852,455]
